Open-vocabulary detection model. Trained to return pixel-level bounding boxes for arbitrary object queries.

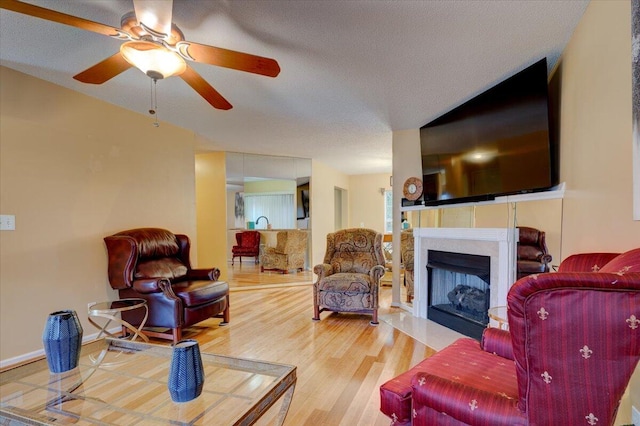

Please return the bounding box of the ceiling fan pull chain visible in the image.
[149,78,159,127]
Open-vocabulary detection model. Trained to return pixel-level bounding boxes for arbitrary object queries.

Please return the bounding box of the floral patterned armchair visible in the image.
[380,248,640,426]
[260,230,307,273]
[400,229,414,302]
[313,228,386,325]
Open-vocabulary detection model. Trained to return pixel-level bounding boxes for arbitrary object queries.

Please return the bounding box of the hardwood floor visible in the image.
[173,264,434,425]
[225,261,314,289]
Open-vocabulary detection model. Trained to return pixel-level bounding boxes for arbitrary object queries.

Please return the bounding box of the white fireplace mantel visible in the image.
[412,227,518,320]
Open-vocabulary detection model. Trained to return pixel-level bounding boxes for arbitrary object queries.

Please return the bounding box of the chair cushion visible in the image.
[172,280,229,307]
[325,228,383,274]
[380,338,519,425]
[232,246,259,256]
[115,228,179,258]
[317,273,374,311]
[135,258,187,279]
[317,272,371,292]
[598,248,640,273]
[330,252,379,274]
[516,260,547,274]
[411,373,524,426]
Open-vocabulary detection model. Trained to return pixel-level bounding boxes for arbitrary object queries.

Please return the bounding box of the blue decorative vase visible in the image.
[168,339,205,403]
[42,310,83,373]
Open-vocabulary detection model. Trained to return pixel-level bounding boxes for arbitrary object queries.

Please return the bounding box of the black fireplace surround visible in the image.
[427,250,490,340]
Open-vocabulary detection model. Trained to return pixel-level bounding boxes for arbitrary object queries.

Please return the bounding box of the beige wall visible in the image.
[392,1,639,259]
[310,160,349,267]
[391,130,422,302]
[391,1,640,414]
[555,0,640,415]
[555,0,640,255]
[0,67,198,362]
[349,173,392,233]
[244,179,296,194]
[195,152,228,280]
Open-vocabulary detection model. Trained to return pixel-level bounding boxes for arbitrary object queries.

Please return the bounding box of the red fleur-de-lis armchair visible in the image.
[380,248,640,426]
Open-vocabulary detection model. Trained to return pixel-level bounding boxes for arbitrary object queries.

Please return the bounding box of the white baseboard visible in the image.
[0,326,120,369]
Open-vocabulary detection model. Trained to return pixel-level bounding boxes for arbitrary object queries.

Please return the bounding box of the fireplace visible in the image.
[427,250,490,339]
[412,228,518,335]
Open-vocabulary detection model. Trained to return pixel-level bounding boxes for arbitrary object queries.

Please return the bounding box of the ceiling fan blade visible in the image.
[180,66,232,110]
[73,53,132,84]
[182,42,280,78]
[0,0,125,38]
[133,0,172,38]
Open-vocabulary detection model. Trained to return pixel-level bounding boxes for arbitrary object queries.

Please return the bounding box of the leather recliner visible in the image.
[517,226,552,279]
[104,228,229,343]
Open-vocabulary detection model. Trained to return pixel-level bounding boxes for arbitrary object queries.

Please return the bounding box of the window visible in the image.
[244,193,295,229]
[384,190,393,233]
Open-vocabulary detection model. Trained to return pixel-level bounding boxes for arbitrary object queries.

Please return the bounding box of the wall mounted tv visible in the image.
[417,57,558,207]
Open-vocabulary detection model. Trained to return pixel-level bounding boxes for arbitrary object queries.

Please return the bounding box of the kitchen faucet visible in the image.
[255,216,270,227]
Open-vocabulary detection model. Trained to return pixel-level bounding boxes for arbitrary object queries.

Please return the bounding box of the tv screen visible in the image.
[419,58,556,206]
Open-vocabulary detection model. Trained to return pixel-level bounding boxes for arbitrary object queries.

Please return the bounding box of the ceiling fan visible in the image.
[0,0,281,110]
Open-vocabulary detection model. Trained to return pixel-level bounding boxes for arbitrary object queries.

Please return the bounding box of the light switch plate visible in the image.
[0,215,16,231]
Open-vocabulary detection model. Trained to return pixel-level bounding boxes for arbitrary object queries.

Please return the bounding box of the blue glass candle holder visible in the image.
[42,310,83,373]
[168,339,205,403]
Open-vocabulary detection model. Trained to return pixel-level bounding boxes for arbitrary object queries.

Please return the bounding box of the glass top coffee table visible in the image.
[488,305,509,330]
[88,298,149,342]
[0,338,296,425]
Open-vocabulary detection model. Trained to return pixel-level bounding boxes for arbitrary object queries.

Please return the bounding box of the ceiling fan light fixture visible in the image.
[120,41,186,79]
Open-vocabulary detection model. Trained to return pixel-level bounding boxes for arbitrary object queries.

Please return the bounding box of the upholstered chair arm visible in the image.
[187,268,220,281]
[557,252,620,272]
[369,264,385,282]
[157,279,184,324]
[313,263,333,279]
[403,253,414,271]
[539,253,552,264]
[480,328,514,360]
[411,373,522,426]
[104,235,138,290]
[132,277,170,294]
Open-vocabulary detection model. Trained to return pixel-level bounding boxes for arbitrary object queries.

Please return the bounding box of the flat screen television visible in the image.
[417,58,558,206]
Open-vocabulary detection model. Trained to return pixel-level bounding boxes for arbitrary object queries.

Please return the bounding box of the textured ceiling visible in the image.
[0,0,589,175]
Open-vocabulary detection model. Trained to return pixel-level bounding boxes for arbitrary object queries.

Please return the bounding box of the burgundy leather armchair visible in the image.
[380,248,640,426]
[516,226,552,279]
[231,230,261,265]
[104,228,229,343]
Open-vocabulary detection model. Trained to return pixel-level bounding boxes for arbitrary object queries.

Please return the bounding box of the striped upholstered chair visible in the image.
[380,248,640,426]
